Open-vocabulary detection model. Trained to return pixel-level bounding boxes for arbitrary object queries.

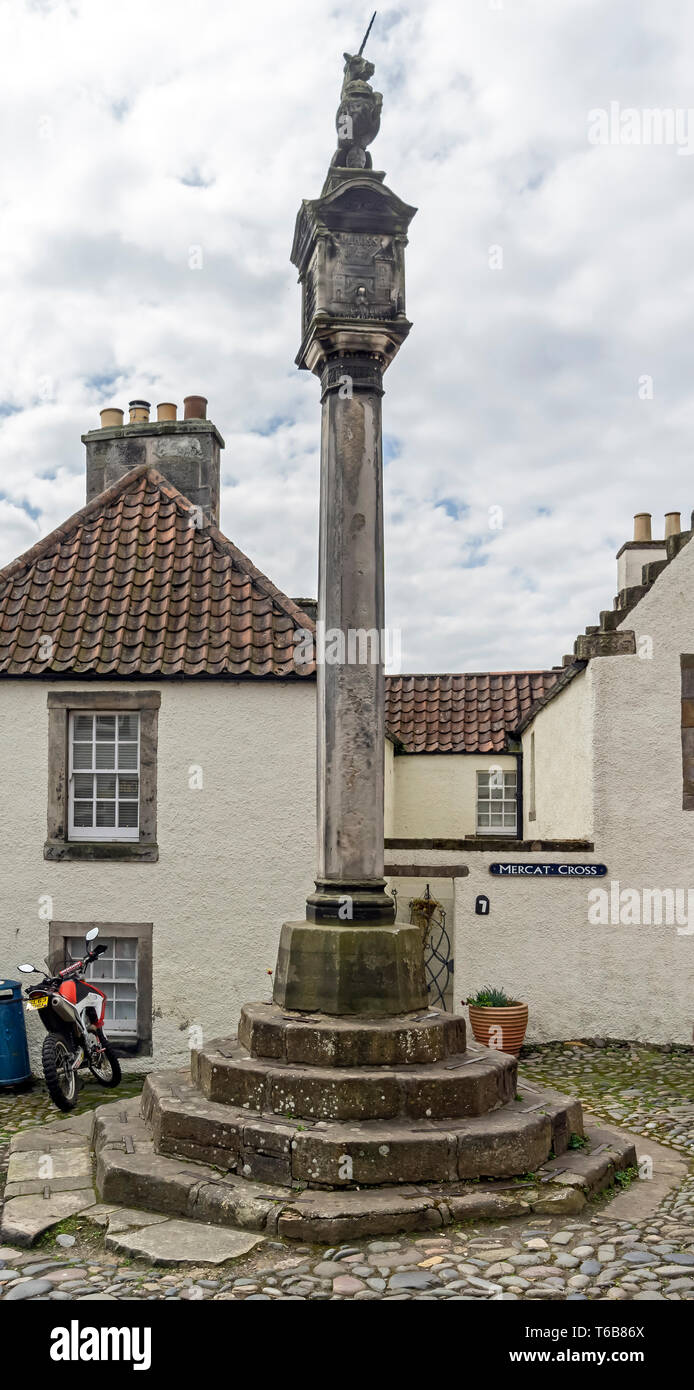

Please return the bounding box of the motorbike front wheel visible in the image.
[87,1030,122,1088]
[42,1032,78,1111]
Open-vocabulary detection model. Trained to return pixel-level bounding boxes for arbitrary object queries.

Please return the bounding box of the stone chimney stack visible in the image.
[616,512,667,592]
[83,395,224,527]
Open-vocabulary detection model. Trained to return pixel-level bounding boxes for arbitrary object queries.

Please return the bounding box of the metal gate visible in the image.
[393,883,453,1011]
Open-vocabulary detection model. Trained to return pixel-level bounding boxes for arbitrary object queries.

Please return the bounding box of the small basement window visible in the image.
[50,921,152,1054]
[476,768,517,834]
[69,712,140,841]
[66,935,138,1034]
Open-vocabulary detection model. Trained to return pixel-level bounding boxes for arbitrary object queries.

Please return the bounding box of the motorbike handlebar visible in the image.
[61,943,106,973]
[23,943,108,995]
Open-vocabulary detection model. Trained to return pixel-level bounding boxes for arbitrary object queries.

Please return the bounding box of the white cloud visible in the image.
[1,0,694,669]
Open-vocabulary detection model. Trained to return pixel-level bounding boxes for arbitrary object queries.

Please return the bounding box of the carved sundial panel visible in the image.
[331,231,398,320]
[300,231,404,325]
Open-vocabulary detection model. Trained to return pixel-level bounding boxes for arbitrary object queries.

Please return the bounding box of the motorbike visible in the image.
[18,927,122,1111]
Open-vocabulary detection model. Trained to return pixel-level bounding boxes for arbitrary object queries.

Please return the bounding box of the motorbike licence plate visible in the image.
[29,996,49,1009]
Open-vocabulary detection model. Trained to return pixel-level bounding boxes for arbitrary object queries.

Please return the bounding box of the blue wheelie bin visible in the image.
[0,979,32,1087]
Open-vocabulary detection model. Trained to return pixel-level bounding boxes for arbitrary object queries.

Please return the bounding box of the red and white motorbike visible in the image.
[18,927,122,1111]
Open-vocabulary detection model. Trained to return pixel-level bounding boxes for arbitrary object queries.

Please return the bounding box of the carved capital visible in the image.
[301,318,411,376]
[320,353,385,401]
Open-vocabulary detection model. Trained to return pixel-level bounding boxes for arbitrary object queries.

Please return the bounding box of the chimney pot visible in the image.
[100,407,124,429]
[665,511,681,538]
[85,398,222,527]
[633,512,652,542]
[183,395,207,420]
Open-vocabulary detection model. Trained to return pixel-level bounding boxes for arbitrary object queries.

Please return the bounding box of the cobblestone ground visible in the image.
[0,1076,143,1181]
[1,1043,693,1302]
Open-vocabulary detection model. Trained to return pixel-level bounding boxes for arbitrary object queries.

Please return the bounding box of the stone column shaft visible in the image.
[308,353,392,922]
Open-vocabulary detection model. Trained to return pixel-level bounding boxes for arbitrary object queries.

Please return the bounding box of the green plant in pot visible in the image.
[464,986,529,1056]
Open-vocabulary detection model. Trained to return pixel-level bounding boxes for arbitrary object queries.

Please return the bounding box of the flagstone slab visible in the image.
[105,1218,265,1265]
[5,1147,93,1200]
[8,1111,95,1152]
[85,1205,170,1233]
[0,1189,96,1247]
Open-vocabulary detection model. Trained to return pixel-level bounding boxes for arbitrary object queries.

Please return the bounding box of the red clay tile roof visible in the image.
[385,671,561,753]
[0,466,315,678]
[0,467,559,749]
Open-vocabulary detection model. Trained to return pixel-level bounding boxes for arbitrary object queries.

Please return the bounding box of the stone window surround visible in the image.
[681,656,694,809]
[48,919,153,1056]
[44,690,160,862]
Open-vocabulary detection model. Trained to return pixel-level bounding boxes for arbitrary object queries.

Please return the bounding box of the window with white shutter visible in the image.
[476,768,518,835]
[68,712,140,841]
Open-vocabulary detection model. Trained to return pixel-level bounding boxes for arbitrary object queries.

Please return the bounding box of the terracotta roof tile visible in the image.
[384,671,560,753]
[0,466,315,680]
[0,466,561,749]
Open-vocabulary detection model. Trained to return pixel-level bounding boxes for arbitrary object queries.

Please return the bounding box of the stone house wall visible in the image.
[521,667,593,840]
[454,535,694,1045]
[0,678,315,1070]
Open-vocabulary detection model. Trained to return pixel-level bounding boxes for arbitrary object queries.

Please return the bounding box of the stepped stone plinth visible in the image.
[87,1002,637,1240]
[93,1003,587,1213]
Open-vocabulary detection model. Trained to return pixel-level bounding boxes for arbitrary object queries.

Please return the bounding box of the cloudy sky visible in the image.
[1,0,693,671]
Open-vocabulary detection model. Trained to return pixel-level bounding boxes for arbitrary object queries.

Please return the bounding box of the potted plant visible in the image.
[465,986,529,1056]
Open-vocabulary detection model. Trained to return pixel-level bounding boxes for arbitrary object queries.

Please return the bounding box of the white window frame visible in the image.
[476,767,518,835]
[68,711,140,842]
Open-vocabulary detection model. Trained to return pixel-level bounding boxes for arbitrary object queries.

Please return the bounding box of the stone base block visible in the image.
[192,1037,516,1121]
[238,1001,466,1066]
[272,920,427,1015]
[142,1066,581,1188]
[455,1108,552,1179]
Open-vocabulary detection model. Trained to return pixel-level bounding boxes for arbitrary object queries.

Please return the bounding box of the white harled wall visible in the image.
[521,667,593,840]
[0,679,316,1070]
[456,536,694,1045]
[390,753,518,839]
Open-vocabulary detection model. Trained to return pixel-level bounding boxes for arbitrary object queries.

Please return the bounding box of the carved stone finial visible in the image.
[331,50,383,170]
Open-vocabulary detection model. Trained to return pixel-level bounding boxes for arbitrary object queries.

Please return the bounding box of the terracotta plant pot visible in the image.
[468,1003,529,1057]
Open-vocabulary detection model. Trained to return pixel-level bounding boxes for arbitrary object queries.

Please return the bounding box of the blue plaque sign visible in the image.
[489,863,608,878]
